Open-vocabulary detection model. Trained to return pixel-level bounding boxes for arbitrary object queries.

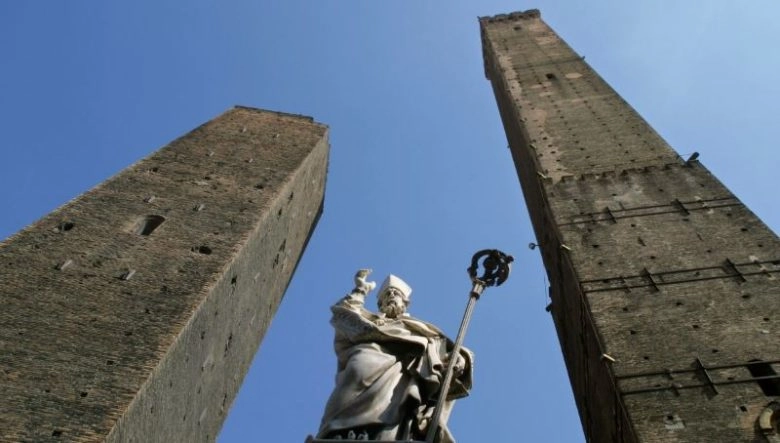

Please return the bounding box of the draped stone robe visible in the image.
[317,292,473,442]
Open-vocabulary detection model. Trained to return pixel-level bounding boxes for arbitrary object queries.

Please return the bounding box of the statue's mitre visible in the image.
[379,274,412,300]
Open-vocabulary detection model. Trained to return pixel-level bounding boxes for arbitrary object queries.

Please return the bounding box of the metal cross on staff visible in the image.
[424,249,513,443]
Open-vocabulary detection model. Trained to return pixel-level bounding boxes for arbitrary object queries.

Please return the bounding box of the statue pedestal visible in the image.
[305,436,425,443]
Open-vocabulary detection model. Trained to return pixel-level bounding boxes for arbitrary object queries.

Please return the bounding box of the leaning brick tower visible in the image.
[481,10,780,442]
[0,106,328,442]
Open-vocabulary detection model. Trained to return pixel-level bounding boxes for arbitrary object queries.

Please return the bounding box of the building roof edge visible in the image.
[232,105,327,127]
[478,9,541,24]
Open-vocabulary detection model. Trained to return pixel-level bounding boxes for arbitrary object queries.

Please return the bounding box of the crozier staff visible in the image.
[316,271,472,442]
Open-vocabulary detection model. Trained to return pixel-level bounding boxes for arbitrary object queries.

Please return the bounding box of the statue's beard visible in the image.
[381,301,405,319]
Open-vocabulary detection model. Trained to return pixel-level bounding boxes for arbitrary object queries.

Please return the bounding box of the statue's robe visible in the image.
[317,293,473,442]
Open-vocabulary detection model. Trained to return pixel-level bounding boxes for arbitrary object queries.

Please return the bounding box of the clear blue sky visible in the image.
[1,1,778,442]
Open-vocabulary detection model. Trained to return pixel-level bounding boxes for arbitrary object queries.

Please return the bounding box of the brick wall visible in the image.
[0,107,329,442]
[481,10,780,442]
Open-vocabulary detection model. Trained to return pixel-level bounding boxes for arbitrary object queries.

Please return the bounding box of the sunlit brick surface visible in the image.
[481,10,780,442]
[0,107,328,442]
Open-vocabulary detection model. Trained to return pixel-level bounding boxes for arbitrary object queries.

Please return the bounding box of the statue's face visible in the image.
[379,287,407,318]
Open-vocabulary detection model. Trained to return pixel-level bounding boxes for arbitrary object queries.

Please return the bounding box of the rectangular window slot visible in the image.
[747,360,780,396]
[133,215,165,236]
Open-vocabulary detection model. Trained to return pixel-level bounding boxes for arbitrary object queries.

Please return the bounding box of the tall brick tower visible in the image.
[0,107,328,442]
[481,10,780,442]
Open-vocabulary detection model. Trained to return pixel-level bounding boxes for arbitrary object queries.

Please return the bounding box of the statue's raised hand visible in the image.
[353,269,376,295]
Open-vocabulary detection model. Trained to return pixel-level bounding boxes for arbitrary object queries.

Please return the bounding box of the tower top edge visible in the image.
[478,9,541,24]
[232,105,328,128]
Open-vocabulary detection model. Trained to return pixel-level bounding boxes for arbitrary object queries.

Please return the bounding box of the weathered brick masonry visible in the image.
[0,107,329,442]
[481,10,780,442]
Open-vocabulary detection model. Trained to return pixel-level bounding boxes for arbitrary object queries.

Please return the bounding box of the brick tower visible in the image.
[481,10,780,442]
[0,107,328,442]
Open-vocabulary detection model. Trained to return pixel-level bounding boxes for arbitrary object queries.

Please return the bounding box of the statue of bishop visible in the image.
[316,270,473,442]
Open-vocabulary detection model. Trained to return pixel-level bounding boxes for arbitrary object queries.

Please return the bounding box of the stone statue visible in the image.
[316,270,473,442]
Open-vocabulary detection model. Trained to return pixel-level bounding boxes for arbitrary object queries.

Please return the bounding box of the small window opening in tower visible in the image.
[747,360,780,396]
[546,72,556,80]
[55,221,75,232]
[192,245,212,255]
[133,215,165,236]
